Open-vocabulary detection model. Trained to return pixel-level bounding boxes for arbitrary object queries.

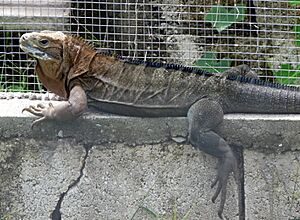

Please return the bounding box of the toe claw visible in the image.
[37,103,46,109]
[212,182,222,203]
[22,103,54,128]
[211,154,237,218]
[211,176,218,189]
[31,116,46,129]
[218,210,224,219]
[22,107,44,117]
[22,107,28,114]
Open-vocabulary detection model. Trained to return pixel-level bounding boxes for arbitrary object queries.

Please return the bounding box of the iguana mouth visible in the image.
[20,44,52,60]
[20,43,53,60]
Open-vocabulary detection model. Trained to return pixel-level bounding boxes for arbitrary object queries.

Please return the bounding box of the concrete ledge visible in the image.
[0,99,300,219]
[0,99,299,152]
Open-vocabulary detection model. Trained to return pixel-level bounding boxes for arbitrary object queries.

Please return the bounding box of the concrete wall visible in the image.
[0,0,70,30]
[0,99,300,220]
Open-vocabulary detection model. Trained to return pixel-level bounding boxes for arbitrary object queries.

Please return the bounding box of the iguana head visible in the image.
[20,31,97,98]
[20,30,66,61]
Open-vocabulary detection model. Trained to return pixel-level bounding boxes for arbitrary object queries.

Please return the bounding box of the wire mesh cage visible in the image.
[0,0,299,93]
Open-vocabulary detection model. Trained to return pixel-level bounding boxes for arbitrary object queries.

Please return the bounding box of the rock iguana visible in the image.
[19,31,300,218]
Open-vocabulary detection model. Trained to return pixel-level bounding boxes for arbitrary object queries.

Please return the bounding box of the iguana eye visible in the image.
[39,39,49,46]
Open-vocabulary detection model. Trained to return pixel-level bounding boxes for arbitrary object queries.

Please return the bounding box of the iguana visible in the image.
[19,30,300,218]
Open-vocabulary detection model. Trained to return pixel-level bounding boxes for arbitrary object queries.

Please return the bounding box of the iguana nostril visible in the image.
[21,33,34,42]
[20,34,28,42]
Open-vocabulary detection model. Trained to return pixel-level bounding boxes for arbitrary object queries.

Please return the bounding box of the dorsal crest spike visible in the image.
[94,49,299,92]
[226,75,300,92]
[114,56,214,77]
[70,34,96,50]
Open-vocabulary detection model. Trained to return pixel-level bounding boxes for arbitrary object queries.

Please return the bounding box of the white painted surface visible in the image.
[0,0,70,29]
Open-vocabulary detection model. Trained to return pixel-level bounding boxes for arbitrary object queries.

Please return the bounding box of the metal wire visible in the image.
[0,0,299,93]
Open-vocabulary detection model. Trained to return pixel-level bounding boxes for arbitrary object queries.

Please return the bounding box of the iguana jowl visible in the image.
[19,31,300,218]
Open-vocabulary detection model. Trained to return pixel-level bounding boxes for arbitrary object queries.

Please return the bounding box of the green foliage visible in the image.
[0,60,29,92]
[274,64,300,84]
[273,1,300,85]
[205,5,246,32]
[289,0,300,5]
[194,52,231,73]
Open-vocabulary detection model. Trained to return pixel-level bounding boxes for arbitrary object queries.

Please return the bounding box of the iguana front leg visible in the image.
[23,85,87,128]
[187,98,238,219]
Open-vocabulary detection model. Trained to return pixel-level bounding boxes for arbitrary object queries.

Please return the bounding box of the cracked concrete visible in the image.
[0,139,85,220]
[60,143,238,219]
[51,144,92,220]
[0,99,300,219]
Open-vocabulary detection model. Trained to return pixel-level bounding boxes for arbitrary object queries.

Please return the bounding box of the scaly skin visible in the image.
[20,31,300,218]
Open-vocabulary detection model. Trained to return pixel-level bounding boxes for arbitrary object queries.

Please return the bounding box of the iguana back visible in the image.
[79,55,222,116]
[75,54,300,116]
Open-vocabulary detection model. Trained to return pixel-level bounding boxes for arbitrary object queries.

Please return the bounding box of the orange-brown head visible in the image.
[20,31,66,61]
[20,31,97,98]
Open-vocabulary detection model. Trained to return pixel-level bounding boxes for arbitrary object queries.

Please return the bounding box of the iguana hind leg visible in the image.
[187,98,238,219]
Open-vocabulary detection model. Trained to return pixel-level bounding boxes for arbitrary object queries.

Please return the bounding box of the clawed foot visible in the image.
[22,103,55,128]
[211,153,238,219]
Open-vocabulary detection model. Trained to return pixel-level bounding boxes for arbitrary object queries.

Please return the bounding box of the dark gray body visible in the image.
[83,60,300,116]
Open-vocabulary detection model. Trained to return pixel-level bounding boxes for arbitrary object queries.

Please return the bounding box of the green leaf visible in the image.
[205,5,246,32]
[138,206,158,218]
[8,85,26,92]
[194,52,231,73]
[295,24,300,47]
[172,204,177,220]
[289,0,300,5]
[274,64,300,84]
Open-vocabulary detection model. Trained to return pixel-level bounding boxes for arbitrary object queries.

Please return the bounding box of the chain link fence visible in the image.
[0,0,299,93]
